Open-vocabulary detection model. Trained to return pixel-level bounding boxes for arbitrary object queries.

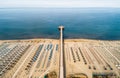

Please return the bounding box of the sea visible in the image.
[0,8,120,40]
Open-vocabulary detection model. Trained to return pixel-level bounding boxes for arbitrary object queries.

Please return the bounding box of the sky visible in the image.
[0,0,120,8]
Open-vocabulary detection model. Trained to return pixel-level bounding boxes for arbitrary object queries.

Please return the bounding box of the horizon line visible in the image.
[0,7,120,9]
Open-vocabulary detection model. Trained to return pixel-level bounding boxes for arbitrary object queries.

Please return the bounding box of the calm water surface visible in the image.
[0,8,120,40]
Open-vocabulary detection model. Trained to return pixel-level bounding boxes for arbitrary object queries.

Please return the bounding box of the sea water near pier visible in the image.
[0,8,120,40]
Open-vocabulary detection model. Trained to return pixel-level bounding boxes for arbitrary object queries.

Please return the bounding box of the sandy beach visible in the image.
[0,39,120,78]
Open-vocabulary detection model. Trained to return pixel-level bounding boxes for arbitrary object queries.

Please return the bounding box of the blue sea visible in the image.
[0,8,120,40]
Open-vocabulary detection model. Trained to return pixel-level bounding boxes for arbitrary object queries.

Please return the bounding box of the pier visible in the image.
[58,26,65,78]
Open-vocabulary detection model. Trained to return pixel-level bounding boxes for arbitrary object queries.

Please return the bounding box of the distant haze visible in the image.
[0,0,120,8]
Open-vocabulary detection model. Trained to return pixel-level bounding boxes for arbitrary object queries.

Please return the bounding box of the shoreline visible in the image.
[0,38,120,42]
